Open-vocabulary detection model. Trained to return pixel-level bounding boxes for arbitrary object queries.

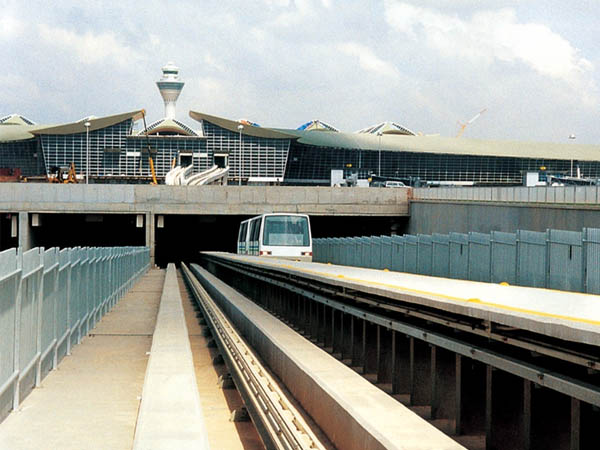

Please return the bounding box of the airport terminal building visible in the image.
[3,62,600,185]
[3,108,600,186]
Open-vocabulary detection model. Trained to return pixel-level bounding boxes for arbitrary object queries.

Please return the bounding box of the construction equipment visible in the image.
[141,109,158,185]
[456,108,487,137]
[47,162,78,183]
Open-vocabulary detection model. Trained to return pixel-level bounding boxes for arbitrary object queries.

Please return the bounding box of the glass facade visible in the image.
[202,120,290,182]
[284,142,600,185]
[0,139,44,176]
[39,119,207,179]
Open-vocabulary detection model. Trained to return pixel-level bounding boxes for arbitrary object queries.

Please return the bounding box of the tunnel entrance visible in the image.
[29,213,146,250]
[155,214,245,267]
[154,214,408,268]
[0,213,18,251]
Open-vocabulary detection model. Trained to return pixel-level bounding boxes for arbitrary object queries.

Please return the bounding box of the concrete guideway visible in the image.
[202,252,599,449]
[189,263,464,450]
[133,264,209,450]
[0,269,164,450]
[182,263,331,450]
[177,272,264,450]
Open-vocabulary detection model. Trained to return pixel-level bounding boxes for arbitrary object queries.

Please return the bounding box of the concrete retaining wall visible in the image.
[409,201,600,235]
[0,184,409,216]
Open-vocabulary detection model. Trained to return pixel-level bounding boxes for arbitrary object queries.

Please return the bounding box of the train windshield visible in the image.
[262,215,310,247]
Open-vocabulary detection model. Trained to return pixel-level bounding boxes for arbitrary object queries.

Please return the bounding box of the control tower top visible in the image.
[156,62,184,120]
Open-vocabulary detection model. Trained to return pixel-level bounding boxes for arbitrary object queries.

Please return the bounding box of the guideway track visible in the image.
[201,252,600,450]
[181,263,327,450]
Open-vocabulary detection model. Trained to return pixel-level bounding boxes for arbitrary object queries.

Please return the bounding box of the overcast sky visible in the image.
[2,0,599,143]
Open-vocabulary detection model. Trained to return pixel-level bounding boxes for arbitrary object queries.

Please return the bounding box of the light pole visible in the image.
[377,131,383,177]
[237,124,244,186]
[84,121,91,184]
[569,134,576,177]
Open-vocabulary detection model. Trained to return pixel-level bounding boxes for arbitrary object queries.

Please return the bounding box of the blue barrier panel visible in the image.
[547,229,583,292]
[404,235,418,274]
[516,230,547,288]
[391,236,405,272]
[359,237,371,268]
[449,233,469,279]
[468,232,491,282]
[431,234,450,278]
[351,237,361,267]
[312,239,321,262]
[490,231,517,284]
[416,234,433,275]
[370,236,382,269]
[381,236,393,270]
[584,228,600,294]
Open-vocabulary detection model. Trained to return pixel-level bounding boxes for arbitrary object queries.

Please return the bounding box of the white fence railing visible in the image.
[412,186,600,204]
[0,246,150,421]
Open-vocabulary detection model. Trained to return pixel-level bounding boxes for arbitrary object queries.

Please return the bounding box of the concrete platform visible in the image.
[209,253,600,347]
[0,269,164,450]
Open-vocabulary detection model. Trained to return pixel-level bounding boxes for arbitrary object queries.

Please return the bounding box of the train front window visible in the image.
[262,216,309,246]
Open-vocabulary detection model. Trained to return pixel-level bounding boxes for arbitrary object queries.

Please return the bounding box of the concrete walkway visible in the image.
[0,269,164,450]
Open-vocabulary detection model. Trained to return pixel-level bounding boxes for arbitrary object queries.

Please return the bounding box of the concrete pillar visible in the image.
[579,399,599,449]
[376,326,393,385]
[457,356,486,436]
[431,347,456,423]
[487,368,526,450]
[341,313,352,362]
[351,316,361,368]
[144,212,155,266]
[412,339,431,408]
[531,386,571,450]
[18,212,33,251]
[391,333,411,400]
[363,321,378,375]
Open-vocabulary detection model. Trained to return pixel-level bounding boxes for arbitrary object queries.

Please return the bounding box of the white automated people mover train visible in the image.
[237,213,313,261]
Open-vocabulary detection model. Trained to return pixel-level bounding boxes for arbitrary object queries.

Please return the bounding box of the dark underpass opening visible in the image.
[28,213,146,249]
[6,212,407,267]
[155,214,408,268]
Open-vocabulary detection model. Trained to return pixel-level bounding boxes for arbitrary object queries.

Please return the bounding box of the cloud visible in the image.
[384,1,594,91]
[0,15,23,40]
[37,24,141,67]
[338,42,399,78]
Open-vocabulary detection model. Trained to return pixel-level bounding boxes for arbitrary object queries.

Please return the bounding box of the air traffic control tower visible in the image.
[156,62,184,120]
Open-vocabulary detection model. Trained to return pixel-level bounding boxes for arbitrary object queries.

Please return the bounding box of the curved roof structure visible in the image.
[0,114,36,125]
[138,117,199,136]
[189,111,296,139]
[0,110,145,143]
[297,120,339,132]
[356,121,415,136]
[31,110,145,135]
[190,110,600,162]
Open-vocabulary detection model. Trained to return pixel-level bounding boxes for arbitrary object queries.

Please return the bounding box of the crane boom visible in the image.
[456,108,487,137]
[141,110,158,185]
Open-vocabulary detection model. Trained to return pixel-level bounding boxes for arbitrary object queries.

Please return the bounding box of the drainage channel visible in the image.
[181,263,328,450]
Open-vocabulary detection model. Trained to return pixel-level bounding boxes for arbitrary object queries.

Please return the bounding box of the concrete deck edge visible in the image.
[133,264,209,450]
